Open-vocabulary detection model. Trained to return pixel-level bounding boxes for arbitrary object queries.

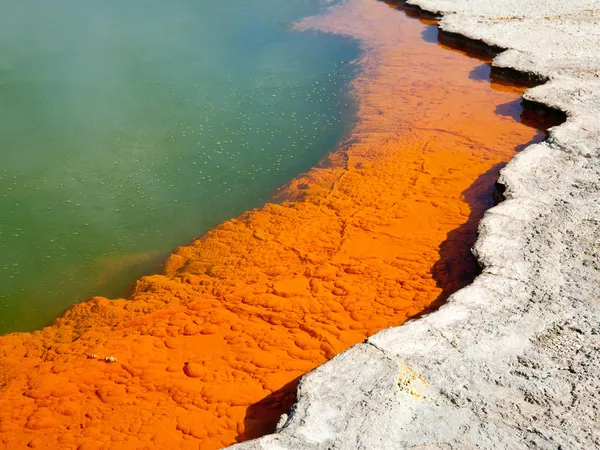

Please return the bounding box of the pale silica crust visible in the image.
[232,0,600,448]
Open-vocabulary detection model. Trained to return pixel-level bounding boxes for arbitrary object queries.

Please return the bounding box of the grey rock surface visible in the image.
[231,0,600,448]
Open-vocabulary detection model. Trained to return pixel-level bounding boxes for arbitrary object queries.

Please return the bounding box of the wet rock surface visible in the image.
[233,0,600,449]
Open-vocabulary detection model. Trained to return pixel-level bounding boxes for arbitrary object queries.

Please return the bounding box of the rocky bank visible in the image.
[231,0,600,449]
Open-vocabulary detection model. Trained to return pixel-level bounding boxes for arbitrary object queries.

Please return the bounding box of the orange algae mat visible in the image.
[0,1,547,449]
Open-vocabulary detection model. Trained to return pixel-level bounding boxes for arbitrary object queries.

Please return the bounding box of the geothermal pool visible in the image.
[0,0,358,333]
[0,0,553,449]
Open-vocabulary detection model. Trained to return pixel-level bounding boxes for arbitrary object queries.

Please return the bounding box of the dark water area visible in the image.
[0,0,359,334]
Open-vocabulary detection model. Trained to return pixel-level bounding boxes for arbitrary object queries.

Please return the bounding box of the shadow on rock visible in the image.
[422,119,554,317]
[423,161,506,315]
[469,63,492,82]
[235,377,300,444]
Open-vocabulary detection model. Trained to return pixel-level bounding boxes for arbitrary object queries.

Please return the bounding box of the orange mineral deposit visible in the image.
[0,1,555,449]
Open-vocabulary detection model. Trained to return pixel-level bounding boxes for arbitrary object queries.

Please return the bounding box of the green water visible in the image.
[0,0,358,334]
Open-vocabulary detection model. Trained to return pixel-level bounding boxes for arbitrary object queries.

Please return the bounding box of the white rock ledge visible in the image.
[231,0,600,448]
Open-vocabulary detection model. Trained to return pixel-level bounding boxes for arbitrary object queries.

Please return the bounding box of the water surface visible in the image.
[0,0,358,333]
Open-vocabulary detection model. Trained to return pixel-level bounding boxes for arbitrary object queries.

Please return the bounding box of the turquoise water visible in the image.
[0,0,358,334]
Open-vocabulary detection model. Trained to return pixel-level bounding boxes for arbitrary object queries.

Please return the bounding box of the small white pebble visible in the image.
[87,354,97,359]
